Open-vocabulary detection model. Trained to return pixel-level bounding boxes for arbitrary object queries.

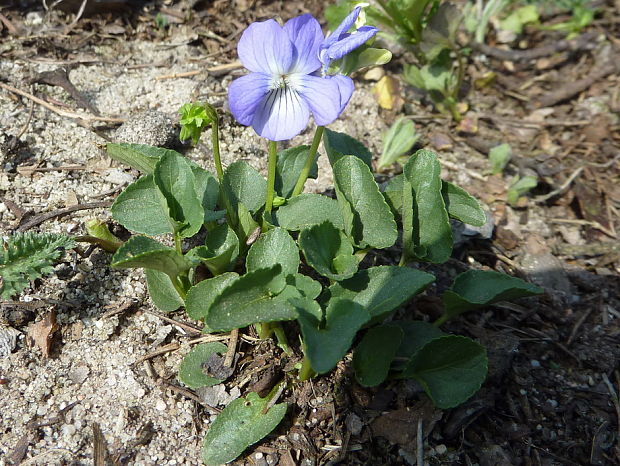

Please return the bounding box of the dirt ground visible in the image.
[1,1,619,465]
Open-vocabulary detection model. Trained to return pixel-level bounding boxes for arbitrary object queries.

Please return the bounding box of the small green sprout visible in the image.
[178,103,218,145]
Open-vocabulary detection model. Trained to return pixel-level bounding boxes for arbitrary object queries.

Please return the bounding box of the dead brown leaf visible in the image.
[27,311,59,358]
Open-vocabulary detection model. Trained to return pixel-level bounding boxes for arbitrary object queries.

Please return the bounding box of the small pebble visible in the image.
[530,360,541,368]
[436,444,447,455]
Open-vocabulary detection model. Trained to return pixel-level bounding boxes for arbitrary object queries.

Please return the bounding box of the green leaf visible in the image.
[392,320,446,360]
[325,1,351,30]
[186,224,239,275]
[488,143,511,175]
[403,149,453,263]
[0,232,74,299]
[499,4,539,34]
[191,165,221,222]
[442,270,543,321]
[284,274,322,300]
[507,175,537,205]
[206,265,297,332]
[223,161,267,213]
[378,118,419,168]
[236,202,261,246]
[106,143,180,174]
[323,128,373,169]
[153,151,204,238]
[178,342,228,389]
[419,2,462,61]
[275,145,317,198]
[332,155,398,249]
[385,175,486,227]
[299,221,358,281]
[326,266,435,324]
[382,173,405,220]
[111,175,173,236]
[353,324,404,387]
[202,392,287,466]
[145,269,184,312]
[185,272,239,321]
[340,47,393,75]
[178,102,217,145]
[246,227,299,277]
[274,194,344,231]
[111,235,191,278]
[298,298,370,374]
[401,335,488,409]
[441,181,486,227]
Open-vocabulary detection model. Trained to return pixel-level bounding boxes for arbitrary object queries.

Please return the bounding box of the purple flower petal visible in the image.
[323,6,361,50]
[252,87,310,141]
[325,26,378,63]
[295,75,342,126]
[228,72,271,125]
[330,74,355,114]
[237,19,293,74]
[284,14,323,74]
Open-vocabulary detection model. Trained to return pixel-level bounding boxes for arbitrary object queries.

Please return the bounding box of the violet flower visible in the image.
[228,10,377,141]
[319,7,378,73]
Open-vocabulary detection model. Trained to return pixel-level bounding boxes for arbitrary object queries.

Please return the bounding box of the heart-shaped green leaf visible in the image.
[401,335,488,409]
[111,175,173,236]
[106,143,179,173]
[145,269,184,312]
[178,342,228,389]
[191,165,221,222]
[392,321,446,361]
[299,221,358,281]
[274,194,344,231]
[111,235,191,278]
[403,150,453,263]
[323,129,372,168]
[153,152,204,238]
[353,324,404,387]
[275,145,318,198]
[223,161,267,213]
[298,298,370,374]
[185,272,239,322]
[384,174,486,228]
[246,227,299,277]
[326,266,435,324]
[206,265,297,332]
[186,224,239,276]
[442,270,543,321]
[202,392,287,466]
[333,155,397,249]
[441,181,486,227]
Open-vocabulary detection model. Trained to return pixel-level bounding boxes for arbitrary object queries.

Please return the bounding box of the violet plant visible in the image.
[95,8,542,464]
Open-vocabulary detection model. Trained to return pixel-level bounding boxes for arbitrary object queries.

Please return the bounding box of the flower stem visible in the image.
[211,117,224,183]
[433,314,449,327]
[298,354,316,381]
[291,126,324,197]
[263,140,278,230]
[272,323,292,355]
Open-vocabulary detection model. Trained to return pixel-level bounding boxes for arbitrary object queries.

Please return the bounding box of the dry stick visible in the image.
[535,61,618,108]
[416,418,424,466]
[471,31,599,62]
[16,201,112,232]
[601,372,620,455]
[16,99,35,139]
[566,307,594,346]
[535,166,584,203]
[143,309,202,336]
[0,82,125,123]
[223,328,238,368]
[134,343,181,365]
[157,379,221,414]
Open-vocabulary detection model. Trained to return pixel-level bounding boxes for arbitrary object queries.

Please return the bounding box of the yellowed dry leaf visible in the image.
[372,75,402,110]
